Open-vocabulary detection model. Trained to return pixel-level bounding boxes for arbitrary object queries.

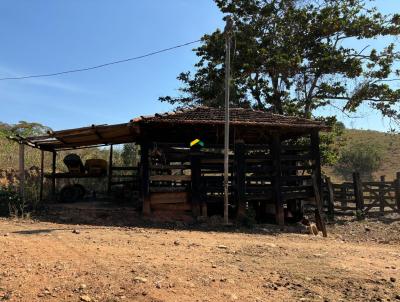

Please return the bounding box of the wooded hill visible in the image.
[323,129,400,182]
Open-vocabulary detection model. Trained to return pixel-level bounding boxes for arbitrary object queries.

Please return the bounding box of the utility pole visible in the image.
[224,16,233,225]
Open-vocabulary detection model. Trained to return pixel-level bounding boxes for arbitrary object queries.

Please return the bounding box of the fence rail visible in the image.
[324,172,400,217]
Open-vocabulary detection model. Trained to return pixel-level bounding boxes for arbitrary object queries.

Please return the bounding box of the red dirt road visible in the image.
[0,218,399,302]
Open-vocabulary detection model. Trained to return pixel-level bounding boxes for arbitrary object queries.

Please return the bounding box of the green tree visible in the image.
[160,0,400,122]
[0,121,51,138]
[335,142,383,179]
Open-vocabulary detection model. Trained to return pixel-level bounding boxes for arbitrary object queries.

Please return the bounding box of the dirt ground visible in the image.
[0,216,399,302]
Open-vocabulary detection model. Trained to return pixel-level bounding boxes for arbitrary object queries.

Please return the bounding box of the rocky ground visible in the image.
[0,215,399,302]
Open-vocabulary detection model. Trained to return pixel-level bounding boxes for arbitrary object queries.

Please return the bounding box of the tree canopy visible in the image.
[0,121,51,138]
[160,0,400,124]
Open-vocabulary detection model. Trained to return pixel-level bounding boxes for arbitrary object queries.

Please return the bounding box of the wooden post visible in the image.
[310,129,322,195]
[326,177,335,220]
[234,142,246,218]
[379,175,385,214]
[18,143,25,201]
[271,132,284,226]
[51,151,56,199]
[223,16,233,225]
[39,150,44,202]
[190,152,201,216]
[107,144,113,195]
[353,172,364,212]
[395,172,400,213]
[340,185,347,209]
[140,142,151,214]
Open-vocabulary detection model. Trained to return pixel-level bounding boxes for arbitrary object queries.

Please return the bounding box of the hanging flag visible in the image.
[190,139,204,147]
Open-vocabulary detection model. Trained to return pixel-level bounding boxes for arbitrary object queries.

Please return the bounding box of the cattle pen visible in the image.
[11,106,330,226]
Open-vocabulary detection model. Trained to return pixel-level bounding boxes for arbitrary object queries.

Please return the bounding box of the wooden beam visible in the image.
[18,143,25,201]
[107,144,113,195]
[271,132,284,226]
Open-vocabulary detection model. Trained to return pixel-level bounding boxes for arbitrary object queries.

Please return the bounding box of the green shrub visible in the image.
[335,142,383,180]
[0,186,26,217]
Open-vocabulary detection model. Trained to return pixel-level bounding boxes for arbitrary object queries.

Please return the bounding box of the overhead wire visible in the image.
[0,39,201,81]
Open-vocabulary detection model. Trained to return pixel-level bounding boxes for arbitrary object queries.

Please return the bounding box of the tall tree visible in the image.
[160,0,400,123]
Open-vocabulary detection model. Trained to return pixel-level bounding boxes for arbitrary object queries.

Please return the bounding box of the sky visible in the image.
[0,0,399,132]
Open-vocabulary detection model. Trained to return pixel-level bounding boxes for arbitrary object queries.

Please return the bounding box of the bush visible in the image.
[335,142,383,180]
[0,186,26,217]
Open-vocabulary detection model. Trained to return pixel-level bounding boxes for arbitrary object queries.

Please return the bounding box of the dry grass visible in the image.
[323,129,400,182]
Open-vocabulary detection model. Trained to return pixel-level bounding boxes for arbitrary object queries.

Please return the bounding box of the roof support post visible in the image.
[107,144,113,195]
[190,152,201,217]
[310,129,322,196]
[18,143,25,202]
[140,141,151,215]
[271,132,284,226]
[51,151,56,200]
[39,150,44,202]
[234,141,246,219]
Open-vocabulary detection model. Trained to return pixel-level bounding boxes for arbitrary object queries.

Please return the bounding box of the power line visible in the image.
[0,39,201,81]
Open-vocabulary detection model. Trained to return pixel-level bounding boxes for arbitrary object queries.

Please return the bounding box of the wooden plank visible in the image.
[151,202,192,211]
[150,175,191,182]
[150,186,187,193]
[150,192,189,205]
[150,164,191,170]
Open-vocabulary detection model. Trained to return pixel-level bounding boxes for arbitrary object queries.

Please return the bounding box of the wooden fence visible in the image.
[324,172,400,216]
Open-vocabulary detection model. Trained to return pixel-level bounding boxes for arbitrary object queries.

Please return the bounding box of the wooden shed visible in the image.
[16,107,329,225]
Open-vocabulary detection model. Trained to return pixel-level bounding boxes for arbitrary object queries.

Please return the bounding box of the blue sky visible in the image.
[0,0,399,131]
